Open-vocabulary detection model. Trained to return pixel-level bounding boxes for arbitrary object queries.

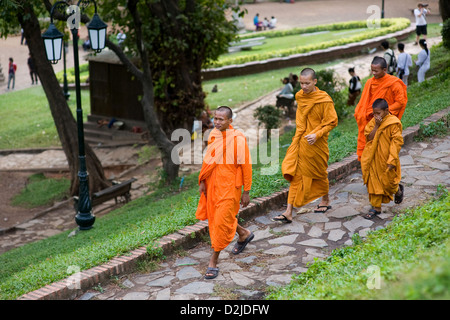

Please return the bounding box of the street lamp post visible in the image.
[63,40,70,100]
[42,0,107,230]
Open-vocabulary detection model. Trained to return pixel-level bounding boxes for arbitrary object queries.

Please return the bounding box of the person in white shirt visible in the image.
[277,77,294,99]
[414,3,430,45]
[396,43,413,86]
[381,41,396,75]
[269,16,277,29]
[415,39,431,83]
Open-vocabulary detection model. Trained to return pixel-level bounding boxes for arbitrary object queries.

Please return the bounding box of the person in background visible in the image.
[347,67,362,106]
[415,39,430,83]
[27,53,38,85]
[269,16,277,29]
[7,57,17,90]
[262,17,270,30]
[277,77,294,100]
[396,43,412,86]
[414,3,430,45]
[381,41,396,75]
[253,13,262,31]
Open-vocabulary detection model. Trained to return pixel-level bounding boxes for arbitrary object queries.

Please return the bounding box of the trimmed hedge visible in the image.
[209,18,410,68]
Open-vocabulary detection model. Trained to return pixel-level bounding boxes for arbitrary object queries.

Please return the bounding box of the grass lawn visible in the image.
[0,87,89,150]
[0,33,448,300]
[267,191,450,300]
[224,28,366,60]
[203,60,339,109]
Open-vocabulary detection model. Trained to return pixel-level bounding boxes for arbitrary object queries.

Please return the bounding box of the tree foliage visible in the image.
[100,0,240,133]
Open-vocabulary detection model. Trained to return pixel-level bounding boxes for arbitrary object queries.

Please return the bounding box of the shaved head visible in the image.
[300,67,317,80]
[372,98,389,110]
[216,106,233,120]
[371,56,387,69]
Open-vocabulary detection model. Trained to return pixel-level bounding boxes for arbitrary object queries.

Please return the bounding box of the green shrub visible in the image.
[315,69,348,119]
[253,104,283,133]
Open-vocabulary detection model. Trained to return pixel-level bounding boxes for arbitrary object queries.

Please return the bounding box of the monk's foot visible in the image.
[394,184,404,204]
[364,208,381,220]
[233,231,254,255]
[272,214,292,223]
[314,203,332,213]
[204,266,219,280]
[237,229,252,243]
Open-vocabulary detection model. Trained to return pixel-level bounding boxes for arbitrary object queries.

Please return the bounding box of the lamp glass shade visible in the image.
[42,23,64,63]
[88,13,107,52]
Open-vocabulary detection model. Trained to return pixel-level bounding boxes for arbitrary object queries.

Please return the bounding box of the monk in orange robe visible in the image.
[361,98,404,219]
[273,68,338,223]
[354,56,407,161]
[195,106,253,279]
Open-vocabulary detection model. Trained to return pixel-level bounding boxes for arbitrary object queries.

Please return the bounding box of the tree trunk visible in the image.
[105,0,180,184]
[440,0,450,21]
[18,1,110,196]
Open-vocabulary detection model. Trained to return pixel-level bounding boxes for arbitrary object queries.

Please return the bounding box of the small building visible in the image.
[87,50,144,122]
[85,50,149,146]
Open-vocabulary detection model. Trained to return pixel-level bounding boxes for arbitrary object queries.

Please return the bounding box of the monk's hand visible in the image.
[199,181,207,197]
[374,114,383,126]
[387,164,395,171]
[305,133,317,145]
[241,191,250,208]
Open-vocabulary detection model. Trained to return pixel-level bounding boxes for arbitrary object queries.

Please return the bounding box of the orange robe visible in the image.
[282,88,338,207]
[195,125,252,252]
[354,74,407,160]
[361,114,403,207]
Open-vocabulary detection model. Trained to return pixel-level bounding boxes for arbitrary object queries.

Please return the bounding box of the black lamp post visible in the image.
[42,0,107,230]
[63,40,70,100]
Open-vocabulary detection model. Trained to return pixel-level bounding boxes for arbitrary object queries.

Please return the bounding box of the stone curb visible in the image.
[17,106,450,300]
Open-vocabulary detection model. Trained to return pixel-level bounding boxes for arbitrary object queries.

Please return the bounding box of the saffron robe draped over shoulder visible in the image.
[361,114,403,206]
[195,125,252,252]
[354,74,407,160]
[281,88,338,207]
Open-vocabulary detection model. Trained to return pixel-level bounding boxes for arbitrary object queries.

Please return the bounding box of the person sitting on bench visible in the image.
[277,77,294,100]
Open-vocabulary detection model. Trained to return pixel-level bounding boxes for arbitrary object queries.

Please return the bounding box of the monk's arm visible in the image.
[387,124,404,167]
[366,123,379,142]
[241,141,252,207]
[242,145,252,193]
[388,83,407,118]
[314,102,338,139]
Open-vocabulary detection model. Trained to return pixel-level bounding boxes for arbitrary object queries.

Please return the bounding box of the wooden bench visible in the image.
[228,36,266,53]
[73,178,137,210]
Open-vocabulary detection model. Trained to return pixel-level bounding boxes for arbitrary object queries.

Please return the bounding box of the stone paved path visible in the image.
[74,133,449,300]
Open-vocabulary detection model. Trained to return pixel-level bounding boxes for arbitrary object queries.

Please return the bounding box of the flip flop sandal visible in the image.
[395,184,404,204]
[232,232,255,255]
[364,208,381,220]
[271,214,292,224]
[204,267,219,280]
[314,205,332,213]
